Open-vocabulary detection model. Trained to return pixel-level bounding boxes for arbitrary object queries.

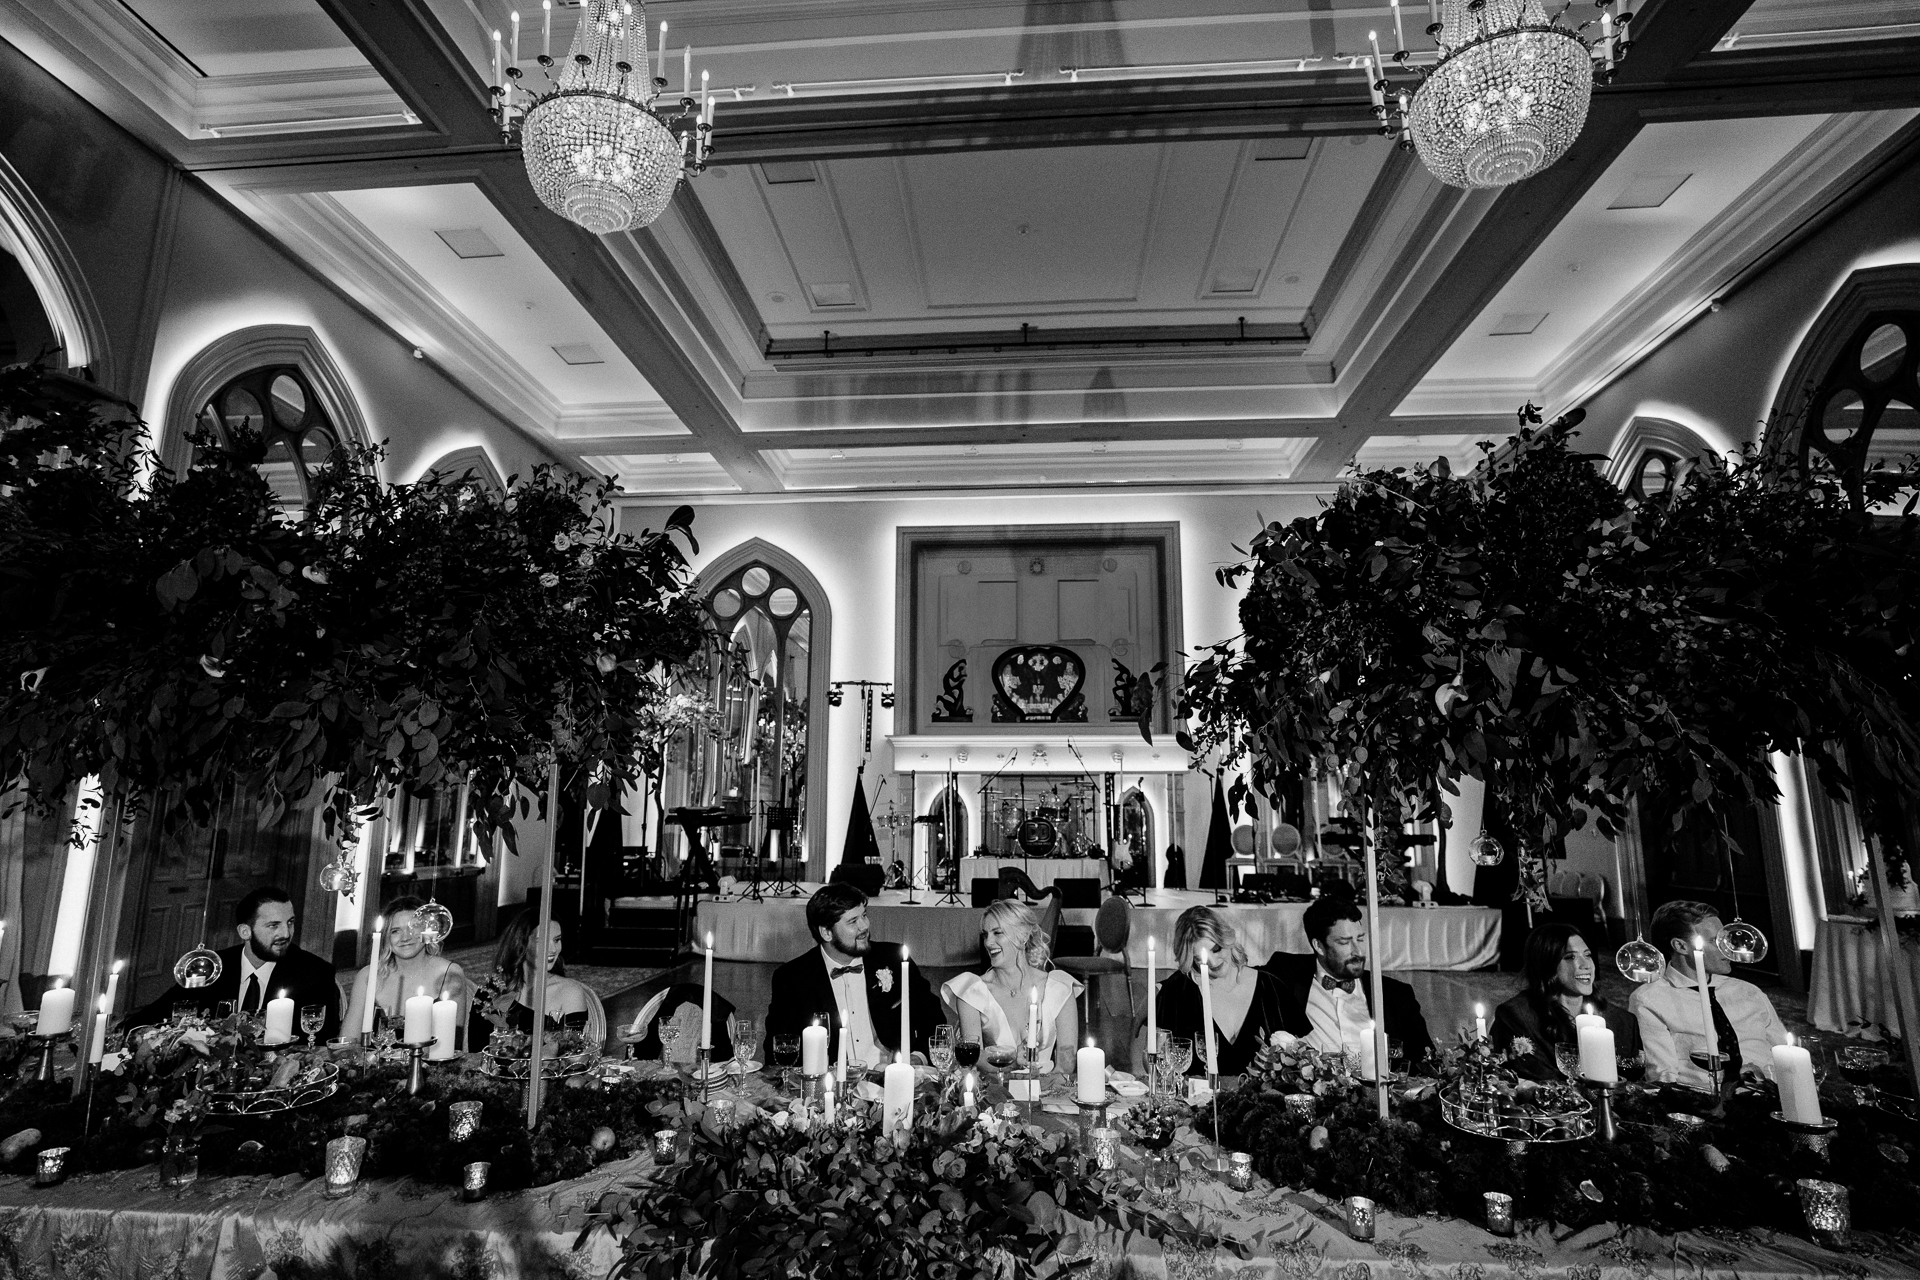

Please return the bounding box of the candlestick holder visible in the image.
[1144,1050,1160,1101]
[1075,1096,1111,1133]
[798,1072,827,1108]
[695,1047,713,1103]
[1579,1078,1624,1142]
[1688,1050,1728,1097]
[1772,1111,1838,1159]
[26,1034,67,1083]
[405,1039,438,1097]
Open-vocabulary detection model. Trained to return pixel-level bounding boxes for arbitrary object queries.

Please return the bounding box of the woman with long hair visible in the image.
[469,912,605,1051]
[1143,906,1292,1077]
[940,898,1081,1075]
[342,895,468,1043]
[1492,923,1641,1081]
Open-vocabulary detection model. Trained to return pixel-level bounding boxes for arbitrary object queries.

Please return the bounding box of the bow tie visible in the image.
[1320,975,1356,995]
[831,964,864,980]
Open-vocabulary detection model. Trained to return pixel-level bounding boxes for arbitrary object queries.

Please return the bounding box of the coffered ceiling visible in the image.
[8,0,1920,496]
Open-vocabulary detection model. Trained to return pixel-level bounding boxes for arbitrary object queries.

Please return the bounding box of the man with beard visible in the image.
[126,887,341,1039]
[1262,887,1435,1071]
[762,882,938,1070]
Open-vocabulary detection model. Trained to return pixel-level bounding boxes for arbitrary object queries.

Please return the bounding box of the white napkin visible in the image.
[1106,1069,1149,1098]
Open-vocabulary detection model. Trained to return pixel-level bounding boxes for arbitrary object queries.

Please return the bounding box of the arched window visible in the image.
[194,365,340,515]
[1606,416,1712,504]
[1119,787,1153,862]
[925,785,967,882]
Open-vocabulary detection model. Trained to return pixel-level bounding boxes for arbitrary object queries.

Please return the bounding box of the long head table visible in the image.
[692,886,1500,971]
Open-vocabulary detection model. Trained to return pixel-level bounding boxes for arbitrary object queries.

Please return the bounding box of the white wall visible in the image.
[622,488,1323,870]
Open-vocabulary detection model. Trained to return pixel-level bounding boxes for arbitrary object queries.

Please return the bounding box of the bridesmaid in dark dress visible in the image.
[1492,923,1640,1081]
[1147,907,1293,1078]
[468,912,604,1051]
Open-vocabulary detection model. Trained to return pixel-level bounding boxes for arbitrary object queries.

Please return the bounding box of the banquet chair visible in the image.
[622,982,738,1064]
[1053,896,1132,1046]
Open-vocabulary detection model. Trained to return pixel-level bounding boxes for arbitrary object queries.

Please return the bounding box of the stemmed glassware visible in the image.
[953,1038,981,1073]
[733,1015,760,1070]
[1160,1034,1194,1095]
[771,1032,801,1091]
[929,1025,955,1077]
[300,1004,325,1050]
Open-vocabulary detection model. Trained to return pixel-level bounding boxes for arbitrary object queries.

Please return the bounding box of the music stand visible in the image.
[737,807,771,904]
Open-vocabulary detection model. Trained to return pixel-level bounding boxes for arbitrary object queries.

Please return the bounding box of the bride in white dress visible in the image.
[941,899,1082,1077]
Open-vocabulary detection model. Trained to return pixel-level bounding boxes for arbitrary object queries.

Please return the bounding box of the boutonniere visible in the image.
[875,970,894,994]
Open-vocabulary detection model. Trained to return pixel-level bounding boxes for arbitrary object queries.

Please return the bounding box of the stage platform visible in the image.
[957,856,1105,891]
[682,886,1501,972]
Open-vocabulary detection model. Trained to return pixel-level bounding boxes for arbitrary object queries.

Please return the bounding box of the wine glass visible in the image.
[1554,1044,1581,1081]
[1163,1034,1194,1091]
[953,1039,982,1071]
[1388,1038,1407,1077]
[733,1015,760,1070]
[771,1032,801,1091]
[657,1016,682,1065]
[929,1025,955,1076]
[299,1004,325,1050]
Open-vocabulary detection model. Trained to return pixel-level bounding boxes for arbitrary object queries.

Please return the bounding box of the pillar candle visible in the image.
[430,990,459,1060]
[403,989,433,1045]
[87,995,108,1065]
[1474,1003,1487,1040]
[802,1023,828,1076]
[1076,1039,1105,1104]
[701,931,714,1050]
[1355,1016,1377,1081]
[264,992,296,1045]
[1197,946,1220,1076]
[361,916,384,1035]
[899,945,911,1058]
[1773,1037,1823,1125]
[883,1053,914,1132]
[1026,986,1038,1050]
[35,983,74,1037]
[1692,938,1716,1063]
[1146,937,1157,1058]
[1574,1012,1605,1031]
[1577,1023,1617,1083]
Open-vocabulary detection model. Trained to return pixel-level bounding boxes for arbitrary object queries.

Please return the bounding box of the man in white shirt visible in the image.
[1630,899,1790,1090]
[1262,891,1436,1069]
[763,881,938,1070]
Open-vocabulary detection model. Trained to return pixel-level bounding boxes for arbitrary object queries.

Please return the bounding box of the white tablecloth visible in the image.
[959,857,1106,892]
[695,887,1500,971]
[1808,914,1920,1038]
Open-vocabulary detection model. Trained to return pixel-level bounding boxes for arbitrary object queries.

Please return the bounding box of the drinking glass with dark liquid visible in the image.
[953,1040,982,1070]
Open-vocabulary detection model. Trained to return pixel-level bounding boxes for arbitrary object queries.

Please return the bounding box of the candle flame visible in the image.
[1475,1002,1485,1016]
[97,995,108,1013]
[111,959,125,974]
[706,931,714,948]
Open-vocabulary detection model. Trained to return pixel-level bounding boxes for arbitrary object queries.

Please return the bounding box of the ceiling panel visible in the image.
[329,184,668,413]
[124,0,370,76]
[1723,0,1920,49]
[1352,433,1503,473]
[586,452,738,494]
[768,435,1315,490]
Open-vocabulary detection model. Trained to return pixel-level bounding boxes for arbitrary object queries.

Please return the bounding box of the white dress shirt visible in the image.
[1303,964,1373,1061]
[1629,967,1789,1090]
[823,948,883,1069]
[237,949,277,1012]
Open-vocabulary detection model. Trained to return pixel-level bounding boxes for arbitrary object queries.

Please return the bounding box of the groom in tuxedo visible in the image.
[125,886,341,1039]
[763,881,938,1069]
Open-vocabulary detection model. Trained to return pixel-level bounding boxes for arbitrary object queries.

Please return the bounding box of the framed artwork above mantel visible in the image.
[894,523,1182,736]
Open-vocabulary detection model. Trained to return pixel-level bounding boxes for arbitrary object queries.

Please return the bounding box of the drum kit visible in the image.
[986,781,1100,858]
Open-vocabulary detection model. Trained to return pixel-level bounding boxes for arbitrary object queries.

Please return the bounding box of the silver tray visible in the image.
[1439,1079,1594,1145]
[204,1061,342,1115]
[480,1052,596,1081]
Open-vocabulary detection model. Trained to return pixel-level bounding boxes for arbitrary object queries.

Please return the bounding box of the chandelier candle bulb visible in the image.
[264,992,295,1045]
[1197,946,1220,1076]
[511,11,520,66]
[35,982,73,1037]
[543,1,551,59]
[801,1022,828,1076]
[362,917,383,1036]
[1577,1022,1617,1083]
[1391,0,1406,52]
[654,22,666,84]
[700,68,709,120]
[899,945,910,1056]
[683,45,691,95]
[493,29,503,91]
[403,989,433,1045]
[701,932,714,1049]
[1773,1038,1824,1125]
[429,990,459,1060]
[1077,1038,1105,1105]
[883,1052,914,1132]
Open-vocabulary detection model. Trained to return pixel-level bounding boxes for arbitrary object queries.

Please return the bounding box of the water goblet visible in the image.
[1164,1035,1194,1079]
[1554,1045,1581,1081]
[300,1004,325,1050]
[929,1025,955,1076]
[733,1015,761,1071]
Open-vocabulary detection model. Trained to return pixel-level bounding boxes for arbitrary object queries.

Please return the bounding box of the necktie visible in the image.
[1320,974,1356,995]
[831,964,863,980]
[1702,983,1743,1078]
[242,973,261,1014]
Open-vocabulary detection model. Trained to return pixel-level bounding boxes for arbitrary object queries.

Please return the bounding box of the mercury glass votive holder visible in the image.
[1088,1127,1120,1172]
[1282,1093,1316,1122]
[1344,1196,1376,1241]
[1227,1151,1253,1192]
[461,1161,490,1203]
[651,1128,680,1163]
[449,1100,482,1142]
[323,1136,367,1199]
[35,1147,69,1186]
[708,1098,737,1130]
[1484,1191,1515,1236]
[1796,1178,1850,1246]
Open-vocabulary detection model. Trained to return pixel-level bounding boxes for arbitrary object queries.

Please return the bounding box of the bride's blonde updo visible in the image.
[980,898,1052,970]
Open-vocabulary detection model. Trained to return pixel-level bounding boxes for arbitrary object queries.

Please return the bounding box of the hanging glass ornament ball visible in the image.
[1615,934,1666,985]
[1716,918,1769,965]
[1468,830,1506,867]
[416,898,456,948]
[173,944,224,990]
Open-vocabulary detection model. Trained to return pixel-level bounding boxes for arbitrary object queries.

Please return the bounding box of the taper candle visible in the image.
[836,1005,851,1082]
[1692,937,1716,1068]
[104,959,123,1016]
[899,945,911,1058]
[1146,936,1157,1057]
[1026,986,1038,1050]
[88,994,108,1064]
[701,931,715,1049]
[1197,946,1219,1076]
[361,915,383,1036]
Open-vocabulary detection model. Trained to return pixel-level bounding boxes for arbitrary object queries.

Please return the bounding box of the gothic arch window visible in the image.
[1606,416,1710,503]
[925,785,967,879]
[0,156,110,383]
[194,365,340,515]
[1119,787,1153,861]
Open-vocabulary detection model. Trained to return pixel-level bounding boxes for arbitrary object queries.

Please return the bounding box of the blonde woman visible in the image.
[1141,906,1290,1077]
[941,899,1081,1075]
[342,895,468,1042]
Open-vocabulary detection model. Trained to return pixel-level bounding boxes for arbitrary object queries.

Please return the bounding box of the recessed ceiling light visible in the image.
[760,161,817,185]
[1252,138,1312,162]
[767,291,789,304]
[1283,273,1302,285]
[1091,442,1107,454]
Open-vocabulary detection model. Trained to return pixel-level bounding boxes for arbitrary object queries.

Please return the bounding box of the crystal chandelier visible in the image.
[1369,0,1631,190]
[495,0,714,234]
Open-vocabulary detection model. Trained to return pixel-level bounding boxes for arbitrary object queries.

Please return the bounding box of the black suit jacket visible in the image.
[763,941,939,1066]
[1260,951,1436,1070]
[126,944,342,1042]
